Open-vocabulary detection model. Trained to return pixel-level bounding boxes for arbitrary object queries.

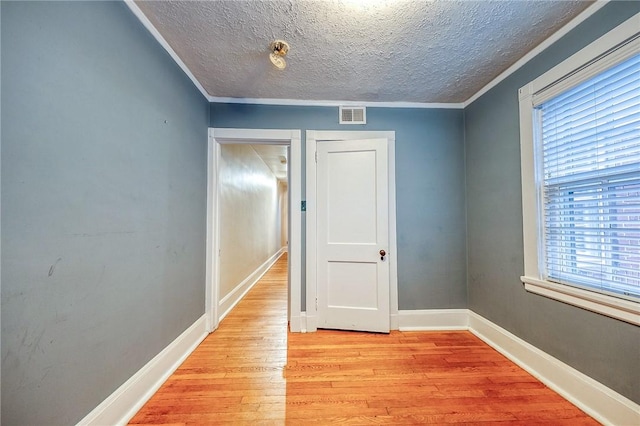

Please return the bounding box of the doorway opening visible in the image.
[206,129,302,333]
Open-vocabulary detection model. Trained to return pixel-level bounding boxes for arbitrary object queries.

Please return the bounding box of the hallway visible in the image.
[130,252,595,424]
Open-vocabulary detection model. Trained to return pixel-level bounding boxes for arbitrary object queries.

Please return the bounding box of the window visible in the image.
[539,54,640,300]
[519,13,640,325]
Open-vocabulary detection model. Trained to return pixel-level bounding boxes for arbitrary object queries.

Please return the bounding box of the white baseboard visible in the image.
[289,315,301,332]
[77,314,208,426]
[398,309,469,331]
[218,248,285,322]
[468,311,640,426]
[290,312,306,333]
[305,313,317,333]
[390,312,399,330]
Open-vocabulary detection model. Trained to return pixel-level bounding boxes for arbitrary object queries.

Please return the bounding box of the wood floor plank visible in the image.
[129,253,597,425]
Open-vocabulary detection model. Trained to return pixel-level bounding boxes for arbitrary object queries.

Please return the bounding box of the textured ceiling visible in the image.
[135,0,593,104]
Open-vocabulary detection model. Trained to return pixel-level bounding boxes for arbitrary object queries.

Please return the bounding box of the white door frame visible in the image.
[206,128,302,333]
[305,130,398,332]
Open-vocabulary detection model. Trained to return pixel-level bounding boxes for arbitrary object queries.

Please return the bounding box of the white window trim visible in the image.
[518,12,640,326]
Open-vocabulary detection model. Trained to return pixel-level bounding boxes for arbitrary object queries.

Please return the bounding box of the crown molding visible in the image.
[123,0,209,101]
[208,96,464,109]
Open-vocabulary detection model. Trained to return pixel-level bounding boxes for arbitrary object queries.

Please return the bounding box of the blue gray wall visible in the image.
[211,104,467,311]
[464,1,640,404]
[1,2,209,424]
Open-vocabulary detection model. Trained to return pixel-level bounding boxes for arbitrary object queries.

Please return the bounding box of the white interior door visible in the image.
[316,138,390,333]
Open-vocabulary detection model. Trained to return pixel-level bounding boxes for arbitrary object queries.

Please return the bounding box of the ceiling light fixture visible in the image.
[269,40,289,70]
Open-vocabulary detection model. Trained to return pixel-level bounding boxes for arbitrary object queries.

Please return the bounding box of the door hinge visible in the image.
[315,151,317,163]
[315,297,318,310]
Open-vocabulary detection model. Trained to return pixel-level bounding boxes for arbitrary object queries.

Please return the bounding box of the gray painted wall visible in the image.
[1,2,209,424]
[211,104,467,311]
[464,1,640,403]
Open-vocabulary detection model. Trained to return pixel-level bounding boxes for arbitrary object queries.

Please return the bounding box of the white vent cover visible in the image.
[339,106,366,124]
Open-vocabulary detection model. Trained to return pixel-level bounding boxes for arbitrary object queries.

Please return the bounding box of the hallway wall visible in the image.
[219,144,282,299]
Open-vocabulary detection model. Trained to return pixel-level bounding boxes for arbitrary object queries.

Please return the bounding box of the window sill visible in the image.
[521,276,639,326]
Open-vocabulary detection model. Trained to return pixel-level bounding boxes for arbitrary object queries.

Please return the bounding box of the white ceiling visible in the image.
[251,144,288,181]
[134,0,593,105]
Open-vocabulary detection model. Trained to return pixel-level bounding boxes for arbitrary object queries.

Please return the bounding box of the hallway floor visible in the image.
[129,253,596,425]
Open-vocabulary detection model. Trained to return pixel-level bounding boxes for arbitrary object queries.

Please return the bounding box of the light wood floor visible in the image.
[130,253,597,425]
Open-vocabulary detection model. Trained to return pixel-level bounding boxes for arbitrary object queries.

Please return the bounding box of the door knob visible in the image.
[379,249,386,260]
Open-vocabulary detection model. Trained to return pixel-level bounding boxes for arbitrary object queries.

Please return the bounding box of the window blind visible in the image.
[537,52,640,300]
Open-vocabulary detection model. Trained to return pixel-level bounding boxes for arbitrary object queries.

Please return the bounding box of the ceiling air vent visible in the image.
[339,106,366,124]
